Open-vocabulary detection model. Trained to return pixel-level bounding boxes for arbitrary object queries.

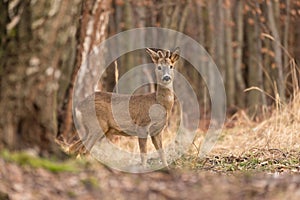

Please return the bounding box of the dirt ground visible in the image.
[1,155,300,200]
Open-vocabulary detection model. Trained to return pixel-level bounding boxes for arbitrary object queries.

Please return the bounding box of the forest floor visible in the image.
[1,95,300,200]
[1,147,300,200]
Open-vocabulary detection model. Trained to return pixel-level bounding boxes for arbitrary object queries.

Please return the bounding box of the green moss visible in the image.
[1,150,78,173]
[81,177,99,189]
[67,191,77,198]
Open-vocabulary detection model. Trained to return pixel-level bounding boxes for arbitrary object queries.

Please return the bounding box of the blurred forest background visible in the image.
[0,0,300,155]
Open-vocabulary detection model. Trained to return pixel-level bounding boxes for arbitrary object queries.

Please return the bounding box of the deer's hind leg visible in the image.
[77,120,108,154]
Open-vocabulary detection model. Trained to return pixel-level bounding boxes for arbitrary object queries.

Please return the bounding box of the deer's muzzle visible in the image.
[162,75,171,82]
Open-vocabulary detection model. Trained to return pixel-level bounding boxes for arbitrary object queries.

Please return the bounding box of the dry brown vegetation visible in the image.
[212,94,300,154]
[174,92,300,175]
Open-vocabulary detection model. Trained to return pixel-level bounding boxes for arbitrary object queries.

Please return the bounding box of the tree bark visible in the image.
[0,0,81,154]
[216,0,225,77]
[245,3,266,118]
[195,0,208,109]
[283,0,290,70]
[266,0,286,102]
[57,0,111,145]
[224,0,235,107]
[234,0,246,108]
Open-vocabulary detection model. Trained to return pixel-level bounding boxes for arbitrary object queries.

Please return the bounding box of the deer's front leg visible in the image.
[138,137,147,167]
[151,133,168,167]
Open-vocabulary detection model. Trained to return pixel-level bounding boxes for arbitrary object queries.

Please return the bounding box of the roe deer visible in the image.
[70,47,180,167]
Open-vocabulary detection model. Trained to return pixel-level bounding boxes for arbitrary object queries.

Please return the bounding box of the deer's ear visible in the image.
[146,48,159,63]
[170,47,180,63]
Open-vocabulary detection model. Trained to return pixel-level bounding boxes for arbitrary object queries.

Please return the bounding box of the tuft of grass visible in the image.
[67,191,77,198]
[1,150,79,173]
[81,177,99,189]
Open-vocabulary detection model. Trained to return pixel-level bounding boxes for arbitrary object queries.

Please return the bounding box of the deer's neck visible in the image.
[156,84,174,112]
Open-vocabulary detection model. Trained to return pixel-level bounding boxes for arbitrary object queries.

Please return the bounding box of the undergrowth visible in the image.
[173,149,300,174]
[0,150,82,173]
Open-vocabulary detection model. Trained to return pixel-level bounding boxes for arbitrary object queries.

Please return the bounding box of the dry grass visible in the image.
[173,92,300,172]
[201,56,299,157]
[211,93,300,155]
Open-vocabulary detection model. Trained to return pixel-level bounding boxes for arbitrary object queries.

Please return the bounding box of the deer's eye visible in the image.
[157,66,162,70]
[170,65,173,69]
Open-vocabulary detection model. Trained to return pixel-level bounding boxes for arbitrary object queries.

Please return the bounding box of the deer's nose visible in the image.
[162,75,171,82]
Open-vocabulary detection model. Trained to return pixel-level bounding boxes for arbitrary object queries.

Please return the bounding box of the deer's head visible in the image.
[146,47,180,86]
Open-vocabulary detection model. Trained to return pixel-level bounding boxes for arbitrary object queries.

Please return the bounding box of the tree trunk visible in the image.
[245,4,265,118]
[57,0,111,145]
[295,7,300,70]
[0,0,81,154]
[195,0,209,110]
[207,0,216,91]
[216,0,225,77]
[283,0,290,70]
[234,0,246,108]
[224,0,235,107]
[266,0,286,102]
